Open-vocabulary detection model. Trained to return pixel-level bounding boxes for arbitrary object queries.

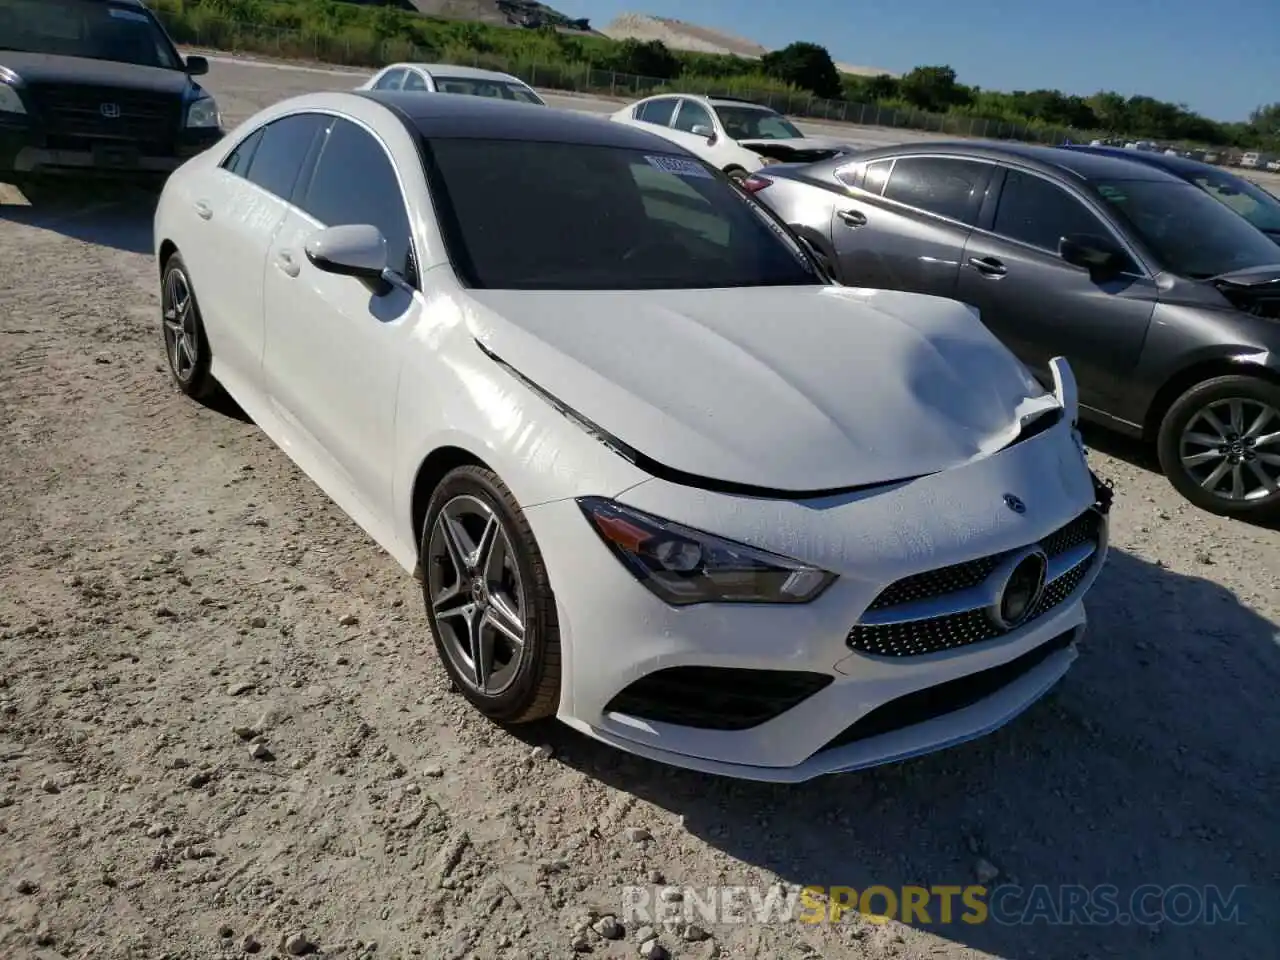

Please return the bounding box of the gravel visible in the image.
[0,54,1276,960]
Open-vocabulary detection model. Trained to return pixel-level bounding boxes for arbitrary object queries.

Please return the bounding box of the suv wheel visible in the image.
[1156,374,1280,520]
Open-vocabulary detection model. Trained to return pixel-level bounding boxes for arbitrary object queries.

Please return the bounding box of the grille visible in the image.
[816,629,1075,754]
[604,665,833,731]
[25,84,180,146]
[848,509,1102,658]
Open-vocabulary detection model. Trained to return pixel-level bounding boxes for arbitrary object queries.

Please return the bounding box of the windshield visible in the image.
[1094,179,1280,278]
[0,0,181,69]
[424,138,822,291]
[1188,170,1280,237]
[433,76,544,105]
[713,105,803,141]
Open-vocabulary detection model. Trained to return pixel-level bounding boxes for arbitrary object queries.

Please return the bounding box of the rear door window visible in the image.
[881,157,992,224]
[242,113,328,202]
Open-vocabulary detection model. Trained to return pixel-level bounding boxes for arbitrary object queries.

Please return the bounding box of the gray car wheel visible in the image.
[1157,374,1280,520]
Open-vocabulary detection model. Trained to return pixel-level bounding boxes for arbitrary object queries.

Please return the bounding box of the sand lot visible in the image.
[0,55,1277,960]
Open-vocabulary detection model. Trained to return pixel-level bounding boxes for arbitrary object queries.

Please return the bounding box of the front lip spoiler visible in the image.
[476,338,1063,501]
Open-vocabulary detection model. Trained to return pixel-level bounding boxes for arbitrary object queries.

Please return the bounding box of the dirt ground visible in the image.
[0,58,1278,960]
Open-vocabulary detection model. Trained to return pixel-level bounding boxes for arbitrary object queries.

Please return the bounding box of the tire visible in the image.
[160,252,216,400]
[420,465,561,723]
[1156,374,1280,520]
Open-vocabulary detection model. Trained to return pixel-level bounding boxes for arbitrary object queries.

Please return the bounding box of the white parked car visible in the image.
[358,62,545,105]
[153,90,1111,782]
[611,93,855,179]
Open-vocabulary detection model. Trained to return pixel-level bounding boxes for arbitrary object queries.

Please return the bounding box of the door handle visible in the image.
[275,250,300,278]
[968,256,1007,277]
[837,209,867,228]
[194,200,213,221]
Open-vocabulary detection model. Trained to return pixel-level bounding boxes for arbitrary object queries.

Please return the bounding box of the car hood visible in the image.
[465,285,1059,493]
[0,52,192,95]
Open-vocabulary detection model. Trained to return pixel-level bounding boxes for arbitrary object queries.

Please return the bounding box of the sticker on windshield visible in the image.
[109,7,152,21]
[645,155,712,179]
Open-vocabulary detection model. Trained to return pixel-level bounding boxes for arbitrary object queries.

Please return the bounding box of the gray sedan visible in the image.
[744,142,1280,521]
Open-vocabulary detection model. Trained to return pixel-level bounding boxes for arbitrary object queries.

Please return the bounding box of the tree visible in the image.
[606,38,680,79]
[760,42,842,99]
[897,65,970,112]
[1250,102,1280,138]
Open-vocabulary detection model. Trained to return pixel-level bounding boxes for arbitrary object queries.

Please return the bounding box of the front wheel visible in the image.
[420,465,561,723]
[1156,374,1280,520]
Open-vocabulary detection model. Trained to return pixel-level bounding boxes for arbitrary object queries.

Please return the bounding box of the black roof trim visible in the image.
[473,339,924,500]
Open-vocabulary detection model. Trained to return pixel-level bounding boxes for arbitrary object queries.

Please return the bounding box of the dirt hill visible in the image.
[602,12,898,77]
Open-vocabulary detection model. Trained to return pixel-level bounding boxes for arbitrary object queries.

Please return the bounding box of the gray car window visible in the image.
[637,98,678,126]
[243,113,328,202]
[373,69,406,90]
[863,159,892,195]
[298,118,415,284]
[672,100,714,134]
[402,71,429,91]
[882,157,989,223]
[994,169,1122,258]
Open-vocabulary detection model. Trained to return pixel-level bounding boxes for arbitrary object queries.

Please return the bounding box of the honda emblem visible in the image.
[100,103,121,119]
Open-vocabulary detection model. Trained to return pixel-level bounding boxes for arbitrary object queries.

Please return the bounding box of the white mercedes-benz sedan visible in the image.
[152,90,1111,782]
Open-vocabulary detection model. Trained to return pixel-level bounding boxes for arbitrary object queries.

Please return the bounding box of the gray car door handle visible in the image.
[275,250,300,278]
[968,256,1007,276]
[837,209,867,227]
[194,200,213,221]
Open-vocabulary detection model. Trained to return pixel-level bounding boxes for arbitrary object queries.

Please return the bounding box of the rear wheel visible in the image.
[160,253,216,400]
[420,465,561,723]
[1156,374,1280,520]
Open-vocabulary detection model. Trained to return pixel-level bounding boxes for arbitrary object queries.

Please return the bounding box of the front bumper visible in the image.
[525,417,1109,782]
[0,114,222,179]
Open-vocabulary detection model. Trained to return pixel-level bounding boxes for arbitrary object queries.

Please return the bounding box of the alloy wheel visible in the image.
[1178,397,1280,501]
[426,494,528,696]
[162,267,198,383]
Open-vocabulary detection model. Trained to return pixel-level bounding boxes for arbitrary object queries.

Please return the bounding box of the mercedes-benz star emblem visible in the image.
[987,547,1049,630]
[100,103,121,119]
[1003,493,1026,514]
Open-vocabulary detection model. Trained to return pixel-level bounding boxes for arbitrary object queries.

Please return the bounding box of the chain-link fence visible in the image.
[158,12,1245,158]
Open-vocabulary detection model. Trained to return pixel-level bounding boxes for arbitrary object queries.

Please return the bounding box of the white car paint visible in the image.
[610,93,856,175]
[154,91,1108,782]
[357,61,544,104]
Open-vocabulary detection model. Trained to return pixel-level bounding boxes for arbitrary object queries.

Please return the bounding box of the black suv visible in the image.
[0,0,224,194]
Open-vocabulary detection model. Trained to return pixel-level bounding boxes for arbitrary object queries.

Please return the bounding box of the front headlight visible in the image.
[185,95,220,129]
[0,78,26,115]
[577,496,836,606]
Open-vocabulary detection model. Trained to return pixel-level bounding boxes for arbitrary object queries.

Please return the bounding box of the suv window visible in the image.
[994,169,1121,257]
[241,113,327,201]
[672,99,714,134]
[373,69,405,90]
[298,118,415,283]
[882,157,989,223]
[637,98,678,126]
[222,128,264,178]
[0,0,182,70]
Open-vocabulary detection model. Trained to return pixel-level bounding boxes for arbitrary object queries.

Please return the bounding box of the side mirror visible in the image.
[690,124,716,142]
[185,55,209,76]
[305,224,392,294]
[1058,233,1125,279]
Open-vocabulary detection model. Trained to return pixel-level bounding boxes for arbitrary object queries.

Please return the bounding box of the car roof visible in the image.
[707,97,772,110]
[388,63,526,83]
[361,90,694,150]
[1062,144,1232,178]
[845,140,1186,184]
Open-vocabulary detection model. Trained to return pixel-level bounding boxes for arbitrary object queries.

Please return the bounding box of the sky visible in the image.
[551,0,1277,122]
